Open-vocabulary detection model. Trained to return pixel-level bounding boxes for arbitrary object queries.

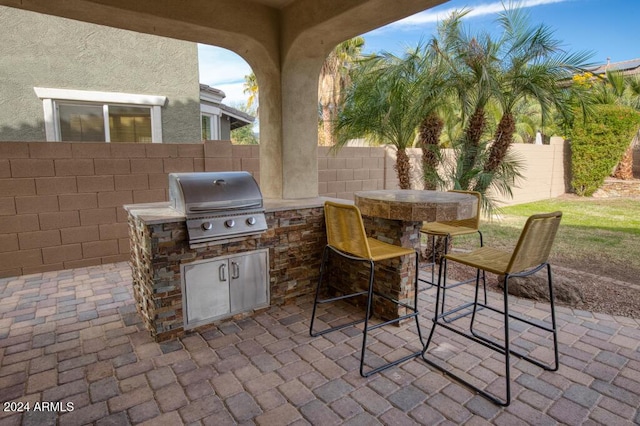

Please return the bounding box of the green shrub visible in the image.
[568,104,640,196]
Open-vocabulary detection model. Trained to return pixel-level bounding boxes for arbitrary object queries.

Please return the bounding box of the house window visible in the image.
[34,87,166,143]
[201,115,212,140]
[57,103,153,143]
[109,105,153,143]
[58,104,105,142]
[200,104,221,140]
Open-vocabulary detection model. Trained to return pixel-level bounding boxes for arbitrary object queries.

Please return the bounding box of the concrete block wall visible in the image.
[0,141,259,278]
[328,138,566,205]
[317,146,386,199]
[508,137,567,204]
[383,147,427,191]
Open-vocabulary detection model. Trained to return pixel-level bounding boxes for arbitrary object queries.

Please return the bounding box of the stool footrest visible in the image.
[364,349,422,377]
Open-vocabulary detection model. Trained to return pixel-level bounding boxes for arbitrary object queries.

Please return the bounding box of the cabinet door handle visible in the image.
[231,261,240,279]
[219,263,227,282]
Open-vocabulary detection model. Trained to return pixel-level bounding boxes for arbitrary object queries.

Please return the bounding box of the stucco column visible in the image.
[257,44,324,200]
[280,57,324,199]
[256,71,284,199]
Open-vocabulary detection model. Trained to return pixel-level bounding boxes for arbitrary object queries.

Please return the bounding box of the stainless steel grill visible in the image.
[169,172,268,245]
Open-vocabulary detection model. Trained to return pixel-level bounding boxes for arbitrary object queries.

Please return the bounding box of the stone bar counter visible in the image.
[353,190,477,320]
[126,198,335,341]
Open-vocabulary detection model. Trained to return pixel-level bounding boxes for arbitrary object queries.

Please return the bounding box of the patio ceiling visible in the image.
[0,0,448,199]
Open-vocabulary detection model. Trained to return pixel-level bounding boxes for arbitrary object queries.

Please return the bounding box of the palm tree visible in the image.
[334,46,439,189]
[413,42,450,190]
[593,70,625,105]
[431,10,501,191]
[318,37,364,146]
[243,73,259,112]
[418,112,445,190]
[513,100,542,143]
[626,75,640,110]
[474,6,592,193]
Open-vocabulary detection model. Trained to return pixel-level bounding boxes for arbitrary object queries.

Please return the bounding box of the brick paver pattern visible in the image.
[1,261,639,425]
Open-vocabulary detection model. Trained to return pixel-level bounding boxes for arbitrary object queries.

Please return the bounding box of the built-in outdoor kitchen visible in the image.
[126,172,329,341]
[125,172,478,342]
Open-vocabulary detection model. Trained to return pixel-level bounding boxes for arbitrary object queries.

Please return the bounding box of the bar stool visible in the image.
[422,211,562,406]
[419,190,486,322]
[309,201,423,377]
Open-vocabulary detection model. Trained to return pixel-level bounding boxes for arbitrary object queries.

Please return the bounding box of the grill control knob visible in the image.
[201,222,213,231]
[246,217,257,226]
[225,219,235,228]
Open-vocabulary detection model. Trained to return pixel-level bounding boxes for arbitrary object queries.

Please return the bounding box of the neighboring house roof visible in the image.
[220,104,255,130]
[200,84,254,129]
[200,84,226,103]
[588,58,640,77]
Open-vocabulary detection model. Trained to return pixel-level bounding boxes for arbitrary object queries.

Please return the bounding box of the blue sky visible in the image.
[198,0,639,105]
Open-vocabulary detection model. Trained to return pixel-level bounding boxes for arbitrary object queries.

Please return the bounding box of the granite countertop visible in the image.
[123,202,183,224]
[354,189,476,222]
[263,197,350,212]
[124,197,348,224]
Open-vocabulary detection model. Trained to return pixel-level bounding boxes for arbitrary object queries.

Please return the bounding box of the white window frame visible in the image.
[34,87,166,143]
[200,104,221,140]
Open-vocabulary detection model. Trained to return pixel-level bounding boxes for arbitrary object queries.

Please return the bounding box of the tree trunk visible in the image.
[422,235,452,265]
[613,145,634,180]
[418,113,444,190]
[474,112,516,194]
[486,112,516,173]
[395,148,412,189]
[458,107,487,190]
[465,107,486,150]
[320,104,333,146]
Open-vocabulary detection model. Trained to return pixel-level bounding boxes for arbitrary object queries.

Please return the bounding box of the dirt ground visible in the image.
[542,259,640,319]
[444,260,640,320]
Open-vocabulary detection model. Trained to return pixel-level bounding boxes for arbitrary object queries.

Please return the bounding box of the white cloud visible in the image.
[197,44,253,105]
[214,82,249,106]
[387,0,570,28]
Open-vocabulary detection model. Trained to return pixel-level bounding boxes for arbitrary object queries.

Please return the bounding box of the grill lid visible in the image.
[169,172,263,215]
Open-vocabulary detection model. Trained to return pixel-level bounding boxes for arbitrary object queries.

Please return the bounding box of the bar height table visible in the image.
[352,190,477,320]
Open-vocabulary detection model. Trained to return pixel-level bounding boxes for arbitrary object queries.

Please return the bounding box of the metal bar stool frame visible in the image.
[419,190,487,322]
[309,201,424,377]
[421,211,562,406]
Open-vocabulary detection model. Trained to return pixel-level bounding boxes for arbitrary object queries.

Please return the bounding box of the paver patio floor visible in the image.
[1,261,639,425]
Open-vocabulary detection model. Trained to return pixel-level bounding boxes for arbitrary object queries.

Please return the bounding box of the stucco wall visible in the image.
[0,6,201,143]
[220,116,232,141]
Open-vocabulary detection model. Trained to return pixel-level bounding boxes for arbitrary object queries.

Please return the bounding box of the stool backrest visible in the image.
[507,211,562,273]
[446,190,481,230]
[324,201,372,259]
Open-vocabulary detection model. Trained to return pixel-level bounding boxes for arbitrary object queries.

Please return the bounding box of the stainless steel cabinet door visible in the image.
[183,258,230,327]
[229,250,268,313]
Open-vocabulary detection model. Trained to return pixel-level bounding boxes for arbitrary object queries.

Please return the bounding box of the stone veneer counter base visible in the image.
[125,198,339,341]
[352,190,477,320]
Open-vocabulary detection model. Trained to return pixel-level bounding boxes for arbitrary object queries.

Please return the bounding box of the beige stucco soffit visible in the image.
[0,0,281,72]
[280,0,447,61]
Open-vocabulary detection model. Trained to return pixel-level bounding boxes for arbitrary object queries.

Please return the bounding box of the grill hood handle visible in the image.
[188,202,262,212]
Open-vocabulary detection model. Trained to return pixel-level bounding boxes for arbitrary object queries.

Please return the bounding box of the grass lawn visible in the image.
[454,196,640,284]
